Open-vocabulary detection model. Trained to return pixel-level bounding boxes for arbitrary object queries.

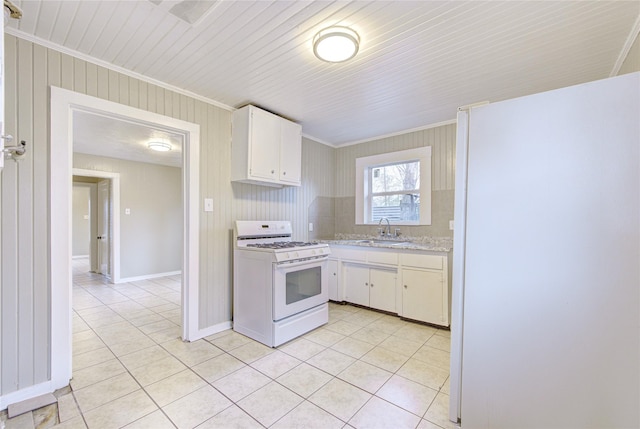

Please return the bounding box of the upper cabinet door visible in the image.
[249,107,281,181]
[231,105,302,187]
[279,119,302,185]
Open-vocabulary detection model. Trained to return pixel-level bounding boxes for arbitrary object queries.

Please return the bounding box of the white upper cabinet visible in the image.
[231,105,302,187]
[279,119,302,184]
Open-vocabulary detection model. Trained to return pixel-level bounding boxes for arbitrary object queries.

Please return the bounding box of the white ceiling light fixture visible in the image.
[148,141,172,152]
[313,26,360,63]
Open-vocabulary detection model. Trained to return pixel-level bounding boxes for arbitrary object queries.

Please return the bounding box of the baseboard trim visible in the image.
[116,271,182,283]
[0,380,61,411]
[191,321,232,341]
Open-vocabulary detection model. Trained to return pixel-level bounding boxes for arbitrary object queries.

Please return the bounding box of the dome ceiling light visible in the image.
[148,141,172,152]
[313,26,360,63]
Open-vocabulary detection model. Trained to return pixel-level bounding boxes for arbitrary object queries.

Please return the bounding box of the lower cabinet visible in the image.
[327,259,339,301]
[401,268,445,325]
[344,264,397,313]
[329,245,450,327]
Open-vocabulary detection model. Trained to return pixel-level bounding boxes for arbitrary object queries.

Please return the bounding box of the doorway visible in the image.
[72,172,120,281]
[50,87,202,391]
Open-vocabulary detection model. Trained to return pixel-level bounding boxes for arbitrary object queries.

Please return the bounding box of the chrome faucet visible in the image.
[378,218,391,237]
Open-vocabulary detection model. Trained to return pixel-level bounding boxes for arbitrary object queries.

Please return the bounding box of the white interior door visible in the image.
[96,179,110,276]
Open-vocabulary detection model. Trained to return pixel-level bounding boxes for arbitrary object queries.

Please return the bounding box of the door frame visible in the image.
[73,170,121,282]
[50,86,201,390]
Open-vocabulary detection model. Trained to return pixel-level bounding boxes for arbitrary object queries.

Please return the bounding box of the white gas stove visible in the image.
[233,221,330,347]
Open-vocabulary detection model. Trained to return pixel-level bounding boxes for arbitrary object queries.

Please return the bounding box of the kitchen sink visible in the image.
[356,239,412,246]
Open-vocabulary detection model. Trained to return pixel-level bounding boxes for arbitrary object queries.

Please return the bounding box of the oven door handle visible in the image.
[276,256,328,268]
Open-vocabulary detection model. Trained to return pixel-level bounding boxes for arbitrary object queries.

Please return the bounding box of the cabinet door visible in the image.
[402,269,444,325]
[249,107,280,181]
[279,120,302,184]
[344,265,369,307]
[369,268,397,313]
[327,259,339,301]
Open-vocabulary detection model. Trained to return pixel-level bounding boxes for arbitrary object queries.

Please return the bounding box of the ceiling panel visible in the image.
[7,0,639,146]
[73,110,183,168]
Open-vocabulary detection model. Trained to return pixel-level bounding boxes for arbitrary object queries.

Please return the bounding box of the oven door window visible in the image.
[273,259,328,321]
[286,267,321,304]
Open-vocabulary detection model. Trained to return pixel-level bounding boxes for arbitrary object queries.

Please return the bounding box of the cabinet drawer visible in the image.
[367,251,398,265]
[400,253,443,270]
[337,248,367,262]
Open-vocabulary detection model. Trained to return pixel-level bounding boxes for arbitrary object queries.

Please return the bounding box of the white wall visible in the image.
[74,154,182,279]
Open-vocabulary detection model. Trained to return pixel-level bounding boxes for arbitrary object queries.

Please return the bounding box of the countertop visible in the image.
[319,234,452,253]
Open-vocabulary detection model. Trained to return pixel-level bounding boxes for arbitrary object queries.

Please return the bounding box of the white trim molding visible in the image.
[355,147,432,226]
[0,381,56,411]
[118,271,182,284]
[50,86,202,392]
[72,168,121,283]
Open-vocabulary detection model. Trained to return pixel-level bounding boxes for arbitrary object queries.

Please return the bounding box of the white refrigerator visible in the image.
[450,72,639,428]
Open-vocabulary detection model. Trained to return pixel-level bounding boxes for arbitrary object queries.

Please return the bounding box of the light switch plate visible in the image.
[308,222,313,232]
[449,220,454,230]
[204,198,214,212]
[125,208,131,215]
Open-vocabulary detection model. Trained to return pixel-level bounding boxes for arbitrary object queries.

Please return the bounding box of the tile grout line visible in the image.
[70,262,452,428]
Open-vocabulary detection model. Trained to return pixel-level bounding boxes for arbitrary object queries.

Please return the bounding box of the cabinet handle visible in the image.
[404,284,408,289]
[282,171,286,175]
[271,170,275,174]
[365,282,368,286]
[371,283,374,287]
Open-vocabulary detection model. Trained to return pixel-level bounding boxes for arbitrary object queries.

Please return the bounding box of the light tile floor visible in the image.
[5,258,456,429]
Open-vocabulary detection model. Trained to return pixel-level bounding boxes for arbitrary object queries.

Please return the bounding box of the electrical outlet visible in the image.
[449,220,454,230]
[308,222,314,232]
[125,208,131,215]
[204,198,213,212]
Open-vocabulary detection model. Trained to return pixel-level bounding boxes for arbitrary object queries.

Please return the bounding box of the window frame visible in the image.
[355,147,432,226]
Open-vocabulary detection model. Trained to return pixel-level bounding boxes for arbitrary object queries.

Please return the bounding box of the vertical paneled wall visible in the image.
[335,123,456,238]
[0,35,335,397]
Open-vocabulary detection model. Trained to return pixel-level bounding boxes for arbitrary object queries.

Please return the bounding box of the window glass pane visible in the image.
[372,194,420,222]
[371,161,420,193]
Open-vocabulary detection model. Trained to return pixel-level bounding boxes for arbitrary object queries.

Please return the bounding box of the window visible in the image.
[356,147,431,225]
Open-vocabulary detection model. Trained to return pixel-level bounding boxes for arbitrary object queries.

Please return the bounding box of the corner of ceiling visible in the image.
[610,12,640,77]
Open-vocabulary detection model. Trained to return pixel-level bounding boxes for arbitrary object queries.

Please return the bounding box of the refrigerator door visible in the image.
[452,72,639,428]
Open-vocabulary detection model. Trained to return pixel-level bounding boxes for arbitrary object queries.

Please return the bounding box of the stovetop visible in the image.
[246,241,320,249]
[235,221,330,261]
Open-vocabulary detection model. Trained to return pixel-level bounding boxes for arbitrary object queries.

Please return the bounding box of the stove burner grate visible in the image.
[246,241,318,249]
